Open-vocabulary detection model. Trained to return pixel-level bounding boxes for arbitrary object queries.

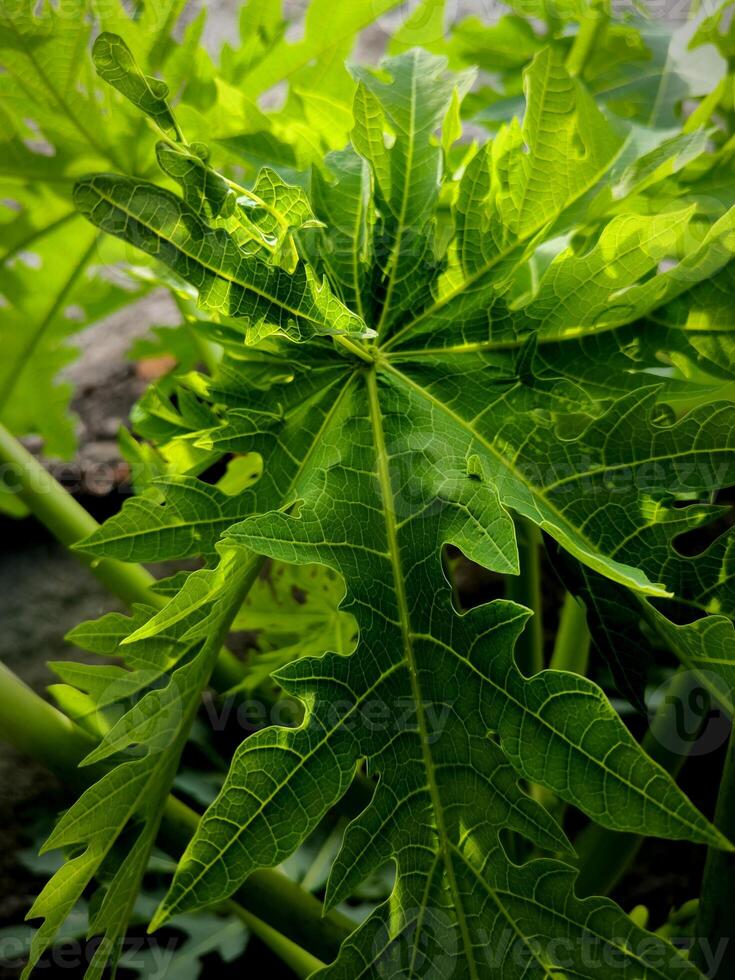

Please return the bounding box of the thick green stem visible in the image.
[550,593,591,675]
[334,334,376,365]
[574,668,706,896]
[0,422,244,690]
[0,662,94,780]
[0,421,158,606]
[0,663,352,964]
[224,900,324,978]
[692,725,735,978]
[565,4,606,78]
[506,517,544,674]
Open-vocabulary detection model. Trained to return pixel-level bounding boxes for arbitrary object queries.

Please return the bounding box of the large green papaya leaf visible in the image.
[153,365,729,978]
[30,27,735,980]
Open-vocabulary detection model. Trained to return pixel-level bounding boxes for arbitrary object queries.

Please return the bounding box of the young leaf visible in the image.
[92,33,182,141]
[350,50,460,337]
[308,148,374,321]
[381,47,625,349]
[73,175,370,342]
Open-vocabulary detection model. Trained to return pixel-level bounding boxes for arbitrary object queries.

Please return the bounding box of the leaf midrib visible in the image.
[365,367,480,980]
[374,52,418,339]
[365,368,570,978]
[513,47,553,238]
[351,160,369,322]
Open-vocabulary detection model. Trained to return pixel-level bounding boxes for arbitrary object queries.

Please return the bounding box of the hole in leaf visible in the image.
[657,257,679,275]
[672,493,735,558]
[7,250,41,269]
[444,544,505,612]
[64,304,86,321]
[284,3,308,43]
[23,137,55,157]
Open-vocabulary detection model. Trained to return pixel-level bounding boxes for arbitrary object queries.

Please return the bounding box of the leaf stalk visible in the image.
[565,4,606,79]
[0,422,245,690]
[693,724,735,978]
[573,668,714,896]
[550,592,591,675]
[506,516,545,674]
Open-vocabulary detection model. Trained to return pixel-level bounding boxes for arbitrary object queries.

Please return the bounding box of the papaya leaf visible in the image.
[21,547,261,979]
[27,15,735,980]
[0,0,194,454]
[92,32,182,142]
[73,173,370,342]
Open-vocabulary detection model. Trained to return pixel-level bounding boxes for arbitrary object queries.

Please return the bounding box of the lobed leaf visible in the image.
[73,174,371,342]
[27,9,735,979]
